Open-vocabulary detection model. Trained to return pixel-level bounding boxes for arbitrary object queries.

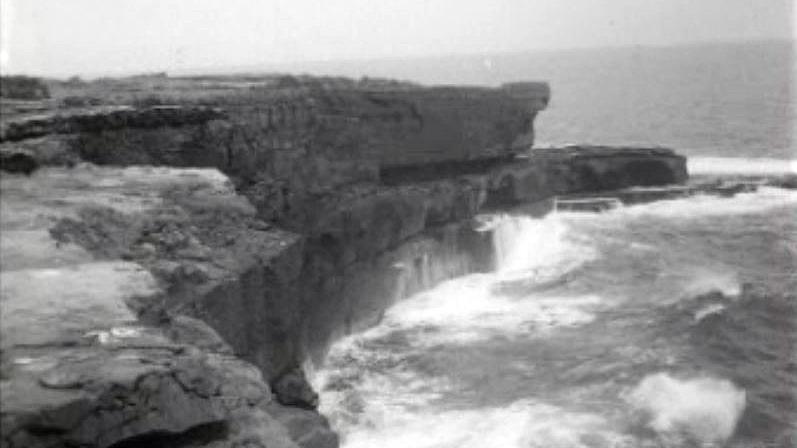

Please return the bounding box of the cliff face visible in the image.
[0,75,690,448]
[0,77,691,374]
[0,167,334,448]
[479,145,689,206]
[2,79,549,227]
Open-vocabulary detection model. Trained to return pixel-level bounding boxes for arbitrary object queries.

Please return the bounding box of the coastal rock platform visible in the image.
[0,166,334,448]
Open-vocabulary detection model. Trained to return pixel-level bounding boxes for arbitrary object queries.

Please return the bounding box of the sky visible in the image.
[0,0,794,77]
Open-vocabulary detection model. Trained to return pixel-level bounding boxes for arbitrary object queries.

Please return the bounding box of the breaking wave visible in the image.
[492,214,596,275]
[627,372,747,445]
[683,269,741,298]
[337,399,631,448]
[617,186,797,219]
[316,186,795,447]
[688,156,797,175]
[340,214,604,347]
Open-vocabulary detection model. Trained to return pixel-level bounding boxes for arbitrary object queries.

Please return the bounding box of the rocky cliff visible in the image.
[0,167,334,448]
[2,78,550,226]
[0,74,689,448]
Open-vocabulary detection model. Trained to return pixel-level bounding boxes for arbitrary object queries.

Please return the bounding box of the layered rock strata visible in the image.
[0,167,344,448]
[0,105,226,142]
[1,79,550,226]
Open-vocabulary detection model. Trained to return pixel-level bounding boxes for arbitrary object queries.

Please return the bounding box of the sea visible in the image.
[309,40,797,447]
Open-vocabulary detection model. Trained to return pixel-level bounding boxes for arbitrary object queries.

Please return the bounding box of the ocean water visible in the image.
[311,40,797,447]
[293,40,796,160]
[527,41,796,160]
[315,188,797,447]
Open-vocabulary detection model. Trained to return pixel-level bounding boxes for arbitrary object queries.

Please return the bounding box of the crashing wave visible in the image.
[688,156,797,176]
[627,372,746,445]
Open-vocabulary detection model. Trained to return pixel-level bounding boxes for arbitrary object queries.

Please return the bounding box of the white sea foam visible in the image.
[328,214,605,346]
[368,274,603,345]
[627,372,746,445]
[683,270,741,297]
[337,399,631,448]
[618,186,797,219]
[694,303,726,322]
[688,156,797,175]
[318,365,454,434]
[492,214,596,274]
[316,212,621,446]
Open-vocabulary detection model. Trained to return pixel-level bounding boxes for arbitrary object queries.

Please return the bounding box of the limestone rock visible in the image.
[531,145,688,192]
[0,166,333,448]
[166,315,234,354]
[0,148,38,174]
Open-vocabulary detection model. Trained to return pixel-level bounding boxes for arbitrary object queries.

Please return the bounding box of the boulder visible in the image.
[0,148,38,175]
[272,369,320,410]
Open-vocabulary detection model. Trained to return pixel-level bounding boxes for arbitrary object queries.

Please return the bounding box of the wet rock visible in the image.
[38,369,87,389]
[531,145,688,192]
[272,369,320,410]
[0,148,38,174]
[267,402,339,448]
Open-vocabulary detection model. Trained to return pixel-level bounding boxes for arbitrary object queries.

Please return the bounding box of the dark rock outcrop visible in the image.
[0,148,38,175]
[272,369,320,410]
[0,76,50,100]
[267,402,339,448]
[529,145,689,192]
[1,333,283,448]
[0,105,226,142]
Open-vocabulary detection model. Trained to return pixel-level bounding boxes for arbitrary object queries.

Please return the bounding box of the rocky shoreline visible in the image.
[0,74,761,448]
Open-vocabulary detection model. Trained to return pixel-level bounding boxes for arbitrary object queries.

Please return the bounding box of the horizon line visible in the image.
[2,36,793,81]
